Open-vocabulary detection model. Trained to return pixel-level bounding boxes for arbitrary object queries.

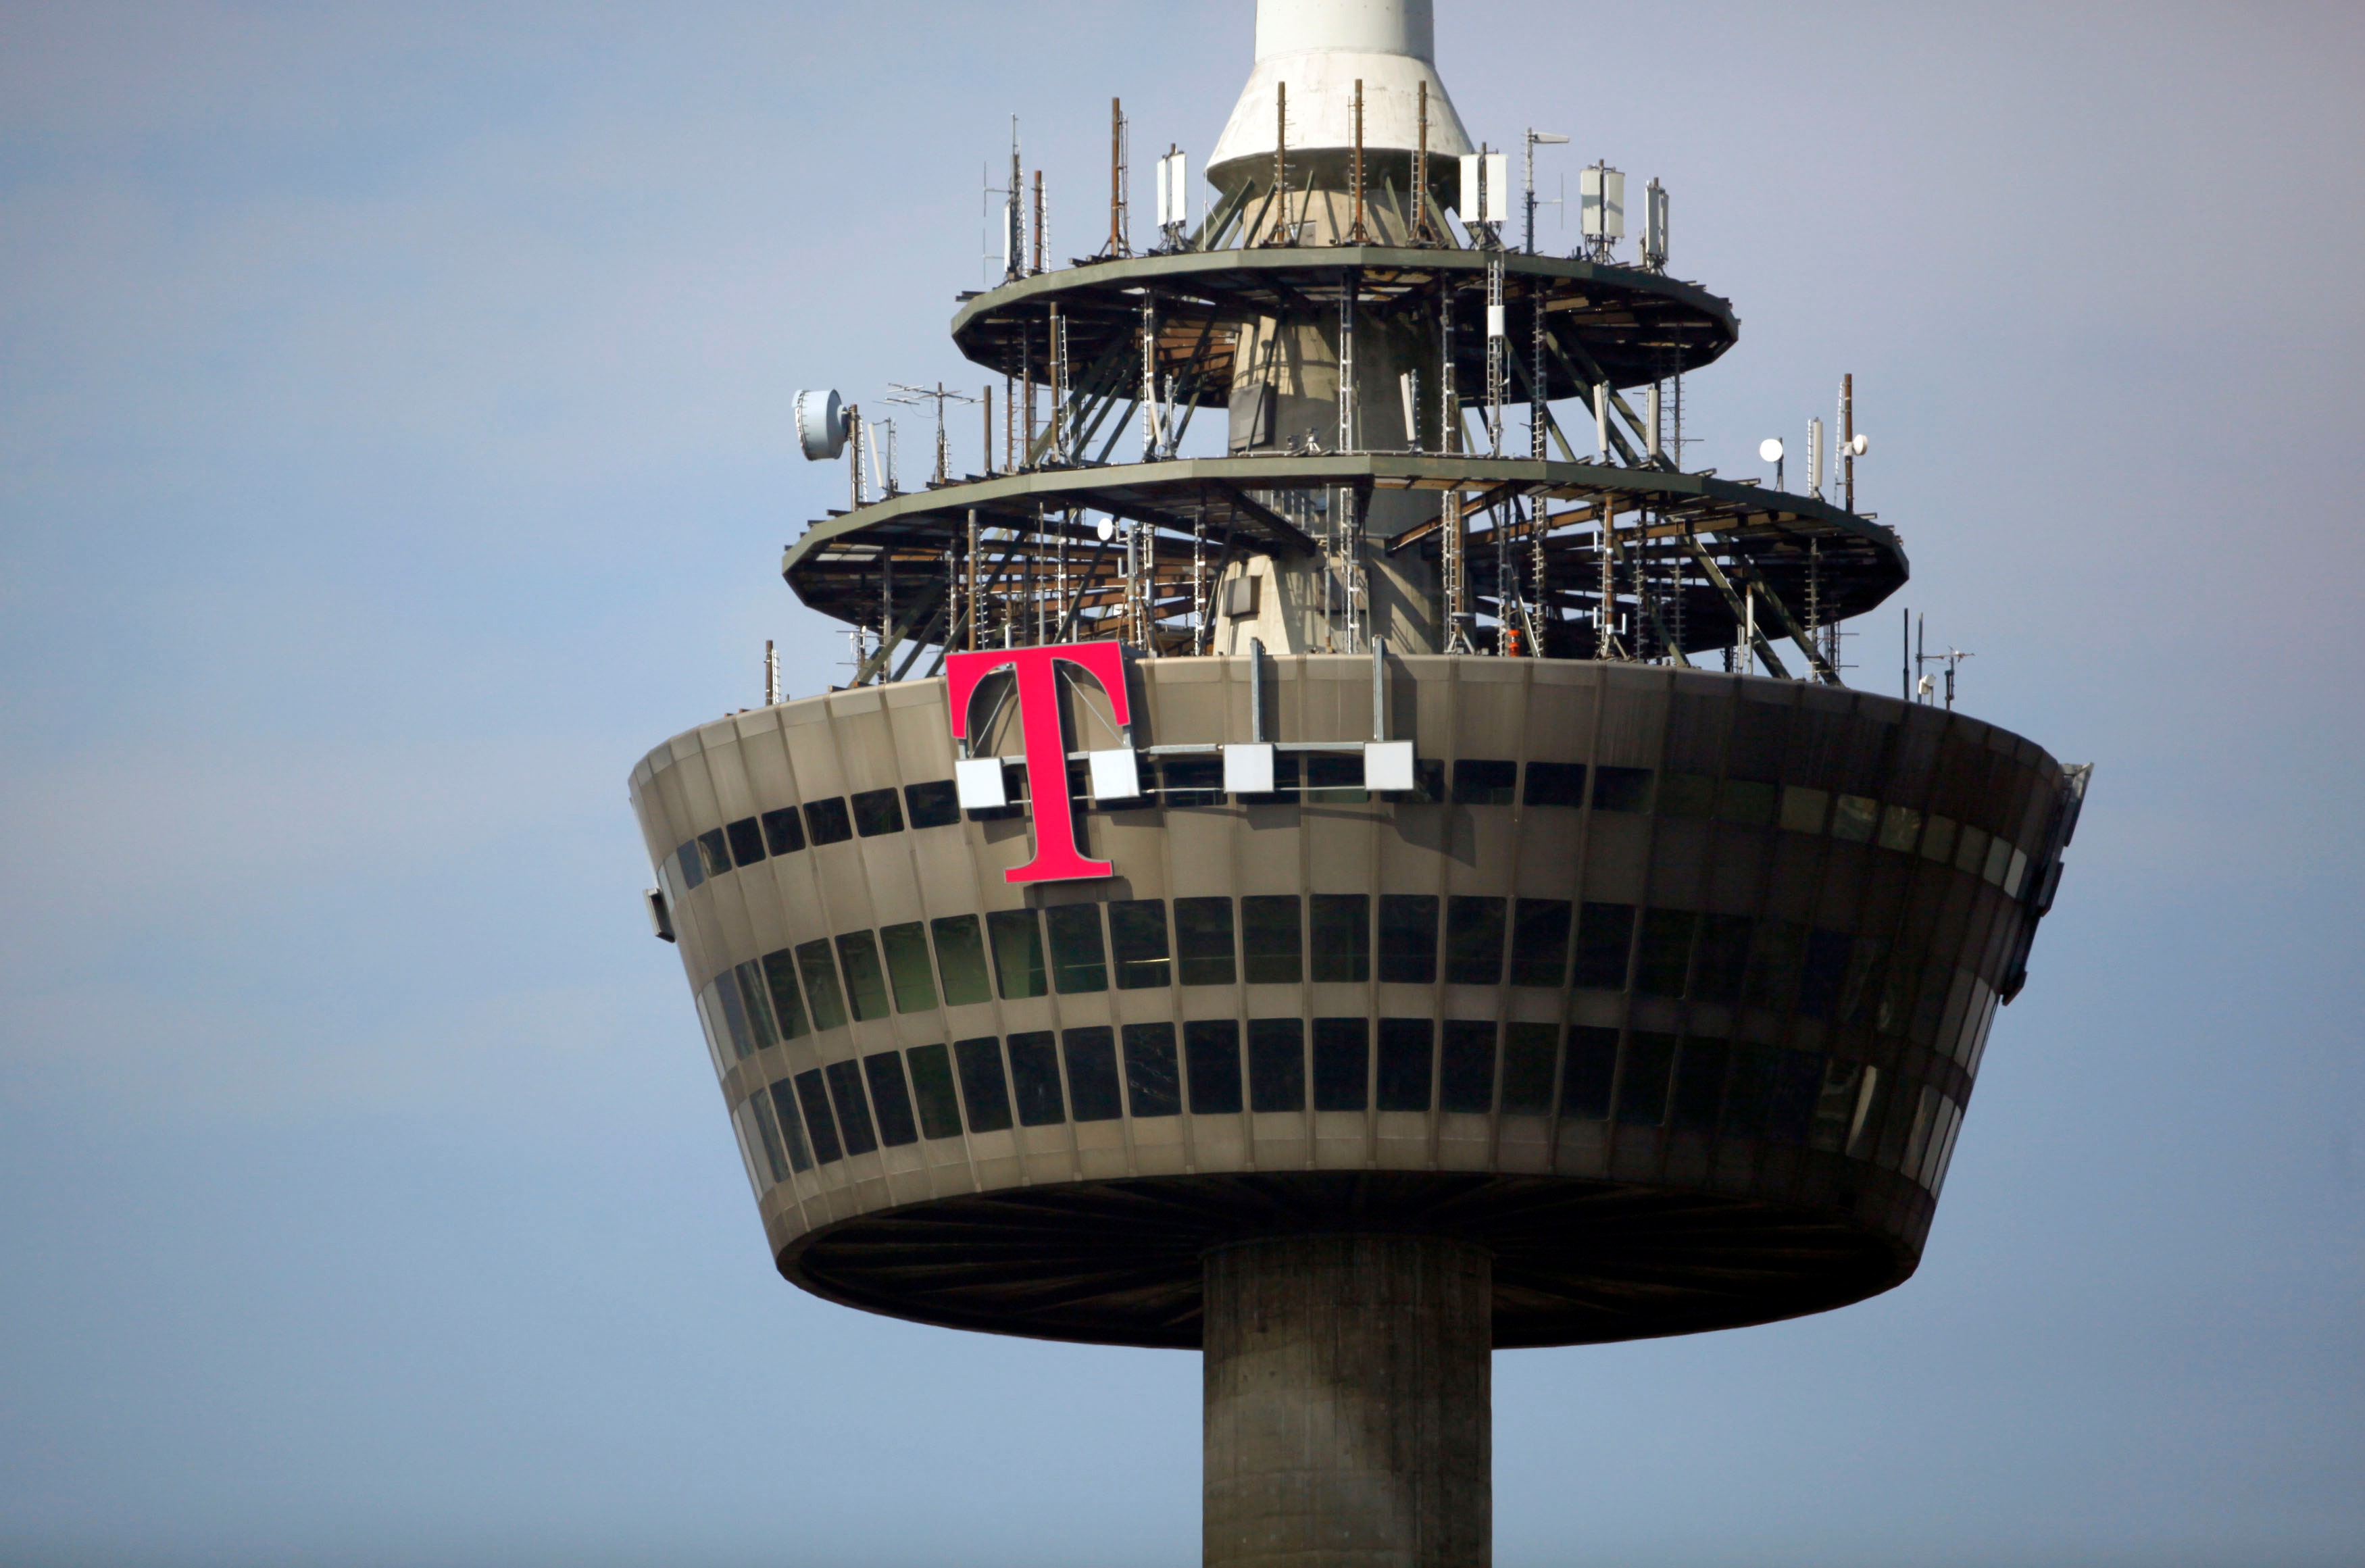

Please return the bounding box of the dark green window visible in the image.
[825,1059,878,1155]
[1668,1038,1729,1132]
[904,1044,964,1140]
[1122,1023,1180,1117]
[1310,894,1370,982]
[1175,897,1237,985]
[1061,1027,1122,1122]
[1797,930,1855,1019]
[1378,894,1439,984]
[1185,1020,1243,1113]
[1718,778,1778,827]
[1574,903,1635,990]
[851,787,904,836]
[1592,767,1653,813]
[1445,896,1506,985]
[765,1080,814,1171]
[794,1069,843,1163]
[747,1091,791,1182]
[1377,1017,1436,1111]
[1745,920,1806,1011]
[1007,1031,1066,1126]
[1691,915,1752,1003]
[1312,1017,1368,1110]
[1043,903,1108,994]
[734,962,778,1051]
[951,1037,1012,1133]
[1437,1019,1493,1113]
[1561,1027,1618,1119]
[864,1051,918,1146]
[903,780,960,829]
[1453,759,1516,805]
[930,915,993,1007]
[725,817,766,867]
[760,949,811,1040]
[987,909,1047,998]
[712,972,754,1059]
[1160,755,1224,806]
[697,828,732,878]
[803,797,853,844]
[1508,900,1572,988]
[760,807,805,855]
[1618,1032,1677,1126]
[674,842,704,890]
[795,940,849,1031]
[1241,896,1303,984]
[1247,1018,1305,1111]
[835,931,891,1021]
[1500,1023,1558,1113]
[1523,761,1587,807]
[878,922,938,1013]
[1657,772,1716,819]
[1635,909,1695,997]
[1108,899,1172,989]
[1304,751,1367,803]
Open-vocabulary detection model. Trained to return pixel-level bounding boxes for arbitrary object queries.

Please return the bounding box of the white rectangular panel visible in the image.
[955,755,1008,809]
[1223,742,1274,794]
[1363,740,1415,792]
[1088,747,1142,802]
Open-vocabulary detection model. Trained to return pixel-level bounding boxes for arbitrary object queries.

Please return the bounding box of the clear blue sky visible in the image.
[3,3,2360,1564]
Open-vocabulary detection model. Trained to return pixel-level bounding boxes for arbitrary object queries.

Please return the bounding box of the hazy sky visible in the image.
[3,3,2361,1565]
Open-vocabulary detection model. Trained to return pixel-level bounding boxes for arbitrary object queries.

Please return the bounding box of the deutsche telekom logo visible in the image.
[945,640,1130,885]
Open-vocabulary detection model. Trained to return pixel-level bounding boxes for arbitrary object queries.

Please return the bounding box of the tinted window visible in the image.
[1437,1019,1492,1113]
[1618,1032,1677,1126]
[760,807,807,855]
[1524,761,1587,807]
[1007,1031,1066,1126]
[1720,779,1777,827]
[930,915,993,1006]
[1248,1018,1305,1111]
[1635,909,1695,997]
[1669,1038,1729,1132]
[825,1059,878,1155]
[713,971,755,1059]
[766,1080,815,1171]
[1108,900,1171,989]
[904,780,961,829]
[697,828,732,878]
[1500,1023,1558,1112]
[879,922,938,1013]
[760,949,810,1039]
[987,909,1047,998]
[1062,1027,1122,1121]
[1745,920,1805,1011]
[1304,752,1367,803]
[1043,903,1108,994]
[1378,1017,1437,1111]
[1185,1020,1243,1113]
[1445,896,1506,986]
[803,797,853,844]
[674,841,704,890]
[1453,758,1516,805]
[905,1044,965,1140]
[797,940,849,1030]
[1562,1027,1618,1119]
[851,787,904,837]
[746,1092,791,1183]
[1312,1017,1369,1111]
[1797,929,1854,1019]
[1723,1045,1778,1140]
[1310,894,1370,983]
[1658,772,1715,819]
[834,932,890,1021]
[1378,894,1439,984]
[864,1052,920,1146]
[734,962,778,1051]
[952,1037,1012,1133]
[794,1069,843,1163]
[1405,758,1447,803]
[1832,794,1879,843]
[1769,1049,1825,1144]
[1175,897,1237,985]
[1574,903,1635,990]
[1241,896,1303,984]
[725,816,767,867]
[1508,899,1572,987]
[1691,914,1751,1003]
[1161,755,1224,807]
[1122,1023,1180,1117]
[1592,766,1653,813]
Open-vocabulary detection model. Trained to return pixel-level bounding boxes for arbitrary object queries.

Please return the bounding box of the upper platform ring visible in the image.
[951,248,1741,406]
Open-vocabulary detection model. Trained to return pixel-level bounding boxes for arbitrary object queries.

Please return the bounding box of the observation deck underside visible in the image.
[782,1170,1918,1350]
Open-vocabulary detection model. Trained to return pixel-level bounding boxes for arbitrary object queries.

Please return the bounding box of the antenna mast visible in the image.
[1107,97,1130,258]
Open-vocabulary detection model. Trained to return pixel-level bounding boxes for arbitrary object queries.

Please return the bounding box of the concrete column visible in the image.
[1203,1234,1491,1568]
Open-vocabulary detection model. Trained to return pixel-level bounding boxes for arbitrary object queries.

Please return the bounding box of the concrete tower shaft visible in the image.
[1208,0,1475,199]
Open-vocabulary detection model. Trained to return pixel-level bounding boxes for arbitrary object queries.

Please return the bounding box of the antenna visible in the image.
[764,639,780,706]
[1760,436,1784,490]
[1808,417,1825,499]
[1523,129,1568,255]
[1458,146,1508,245]
[1263,82,1292,246]
[1641,178,1669,271]
[1106,97,1130,259]
[887,382,980,487]
[1579,162,1625,261]
[1347,80,1370,244]
[1409,81,1442,245]
[1155,146,1190,250]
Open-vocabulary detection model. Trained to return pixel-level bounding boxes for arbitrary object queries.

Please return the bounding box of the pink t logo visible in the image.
[945,640,1132,884]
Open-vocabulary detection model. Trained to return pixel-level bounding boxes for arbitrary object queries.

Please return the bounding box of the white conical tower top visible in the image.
[1206,0,1474,193]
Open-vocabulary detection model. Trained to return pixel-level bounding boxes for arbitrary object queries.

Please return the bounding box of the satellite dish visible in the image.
[1759,438,1784,463]
[795,389,847,461]
[1849,433,1870,457]
[1095,517,1116,542]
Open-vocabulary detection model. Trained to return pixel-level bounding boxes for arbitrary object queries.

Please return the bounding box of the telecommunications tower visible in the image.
[632,3,2089,1563]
